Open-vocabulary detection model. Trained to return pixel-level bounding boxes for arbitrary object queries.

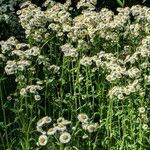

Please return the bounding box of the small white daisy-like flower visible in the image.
[20,88,27,96]
[57,117,65,124]
[117,94,124,100]
[37,116,52,127]
[38,134,48,146]
[82,123,88,130]
[37,118,45,127]
[47,127,57,135]
[142,124,148,130]
[87,123,98,133]
[44,116,52,124]
[138,107,145,114]
[77,113,88,123]
[34,94,41,101]
[55,124,67,132]
[59,132,71,144]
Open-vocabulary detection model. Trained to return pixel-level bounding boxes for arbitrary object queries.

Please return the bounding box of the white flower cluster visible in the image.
[36,116,72,146]
[61,43,78,57]
[17,0,72,40]
[20,85,43,101]
[124,36,150,64]
[18,0,149,44]
[80,56,93,67]
[108,79,145,100]
[77,0,97,10]
[138,107,149,130]
[17,1,47,41]
[77,113,98,133]
[46,0,72,37]
[0,37,40,75]
[80,51,127,82]
[0,0,21,13]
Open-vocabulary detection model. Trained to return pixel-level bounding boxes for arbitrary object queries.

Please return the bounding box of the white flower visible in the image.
[34,94,41,101]
[57,117,65,124]
[117,94,124,100]
[128,67,141,78]
[142,124,148,130]
[60,43,78,57]
[47,127,57,135]
[38,135,48,146]
[59,132,71,144]
[20,88,27,96]
[138,107,145,114]
[44,116,52,124]
[57,117,71,125]
[82,123,88,130]
[37,116,52,127]
[55,124,67,132]
[77,113,88,123]
[87,123,98,133]
[37,118,45,127]
[90,0,97,5]
[80,56,93,66]
[72,126,76,130]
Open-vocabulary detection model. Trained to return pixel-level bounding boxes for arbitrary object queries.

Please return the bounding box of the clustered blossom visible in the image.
[17,1,47,41]
[36,116,72,146]
[77,113,98,134]
[61,43,78,57]
[108,79,145,100]
[77,0,97,10]
[0,37,40,75]
[17,0,72,41]
[59,132,71,144]
[37,134,48,146]
[124,36,150,64]
[138,107,149,130]
[20,84,43,101]
[80,56,93,67]
[17,0,150,44]
[79,51,127,82]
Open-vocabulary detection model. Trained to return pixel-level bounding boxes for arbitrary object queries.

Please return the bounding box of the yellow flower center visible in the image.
[63,135,68,140]
[40,138,45,143]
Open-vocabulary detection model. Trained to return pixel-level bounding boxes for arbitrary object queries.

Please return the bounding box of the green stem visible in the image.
[60,143,64,150]
[0,78,9,149]
[116,0,125,7]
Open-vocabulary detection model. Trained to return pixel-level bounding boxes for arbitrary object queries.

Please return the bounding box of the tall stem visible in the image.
[0,78,9,149]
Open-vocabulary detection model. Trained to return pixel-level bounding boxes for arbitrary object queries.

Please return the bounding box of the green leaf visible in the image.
[116,0,125,7]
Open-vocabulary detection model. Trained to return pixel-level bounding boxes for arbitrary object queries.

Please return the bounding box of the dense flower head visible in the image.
[37,116,52,127]
[47,127,57,135]
[138,107,146,114]
[77,113,89,123]
[38,134,48,146]
[59,132,71,144]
